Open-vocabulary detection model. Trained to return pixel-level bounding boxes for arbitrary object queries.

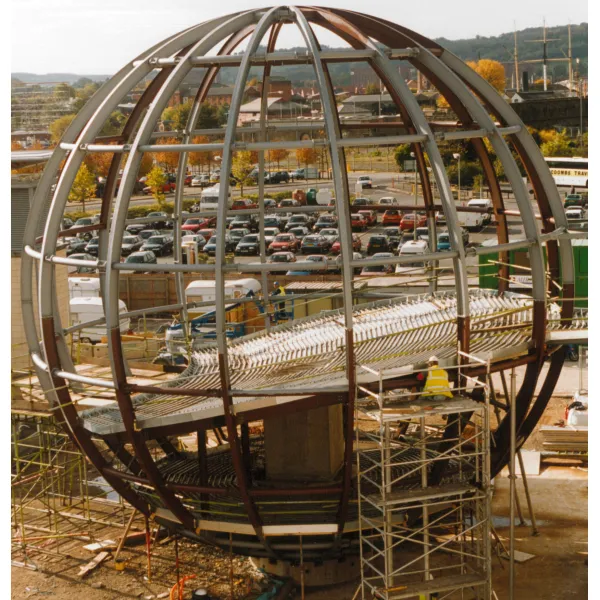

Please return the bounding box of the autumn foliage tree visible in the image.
[267,148,289,170]
[231,151,256,195]
[49,114,76,144]
[154,138,180,173]
[145,166,168,207]
[466,59,506,93]
[68,164,97,212]
[189,136,220,173]
[295,147,317,174]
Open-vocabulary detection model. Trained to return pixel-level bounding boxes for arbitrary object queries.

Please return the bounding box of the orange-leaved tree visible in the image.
[154,137,180,173]
[267,148,289,170]
[295,147,317,175]
[466,59,506,93]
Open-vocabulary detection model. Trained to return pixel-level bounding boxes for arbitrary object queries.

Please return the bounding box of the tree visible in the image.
[196,102,221,129]
[73,82,101,111]
[154,137,180,173]
[145,166,168,207]
[364,82,380,95]
[161,100,192,131]
[68,164,97,212]
[393,144,413,171]
[540,130,572,157]
[216,103,230,126]
[84,152,114,178]
[49,114,77,144]
[231,151,256,196]
[295,147,317,173]
[189,136,217,173]
[467,59,506,92]
[267,148,289,170]
[100,110,127,136]
[436,94,450,109]
[54,83,75,100]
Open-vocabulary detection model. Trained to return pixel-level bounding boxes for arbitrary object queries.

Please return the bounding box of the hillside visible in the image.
[11,72,110,85]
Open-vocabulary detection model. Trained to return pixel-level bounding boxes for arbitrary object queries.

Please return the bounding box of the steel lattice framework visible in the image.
[22,6,577,560]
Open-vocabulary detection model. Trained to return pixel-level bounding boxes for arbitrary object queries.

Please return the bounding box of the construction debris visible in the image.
[78,551,110,578]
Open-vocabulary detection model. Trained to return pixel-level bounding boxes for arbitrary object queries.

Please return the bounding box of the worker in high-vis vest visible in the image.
[421,356,453,400]
[272,281,286,319]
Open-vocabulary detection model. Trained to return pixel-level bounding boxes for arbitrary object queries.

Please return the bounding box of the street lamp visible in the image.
[410,151,418,241]
[453,152,461,203]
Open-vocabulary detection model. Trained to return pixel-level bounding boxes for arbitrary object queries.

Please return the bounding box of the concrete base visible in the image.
[263,404,344,482]
[251,555,360,587]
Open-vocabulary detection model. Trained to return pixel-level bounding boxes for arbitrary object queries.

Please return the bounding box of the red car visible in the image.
[231,198,258,210]
[268,233,300,254]
[351,213,368,232]
[143,177,176,195]
[358,210,377,226]
[331,233,362,254]
[181,216,216,233]
[197,228,215,241]
[184,174,193,186]
[400,213,427,231]
[382,209,402,226]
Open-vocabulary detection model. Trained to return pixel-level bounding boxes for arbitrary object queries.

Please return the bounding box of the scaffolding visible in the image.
[356,360,492,599]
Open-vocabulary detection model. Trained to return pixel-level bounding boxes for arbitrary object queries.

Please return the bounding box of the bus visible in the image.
[544,156,588,189]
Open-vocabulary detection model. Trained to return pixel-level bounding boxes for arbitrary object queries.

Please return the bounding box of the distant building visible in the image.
[238,96,311,124]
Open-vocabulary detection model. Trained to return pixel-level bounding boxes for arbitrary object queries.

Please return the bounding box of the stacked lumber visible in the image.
[540,425,588,452]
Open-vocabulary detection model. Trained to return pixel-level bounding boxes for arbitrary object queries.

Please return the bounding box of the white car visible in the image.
[357,175,373,189]
[565,207,587,221]
[320,228,339,244]
[378,196,397,206]
[395,240,429,275]
[264,227,280,246]
[191,174,210,187]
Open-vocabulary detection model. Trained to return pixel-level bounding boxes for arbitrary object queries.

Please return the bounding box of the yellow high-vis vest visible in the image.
[422,367,453,398]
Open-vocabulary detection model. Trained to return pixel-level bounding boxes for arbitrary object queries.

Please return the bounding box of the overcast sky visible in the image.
[11,0,588,74]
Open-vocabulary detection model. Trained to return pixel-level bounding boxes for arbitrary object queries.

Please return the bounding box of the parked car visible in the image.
[143,175,176,195]
[125,250,157,265]
[126,223,146,236]
[285,214,313,231]
[287,254,330,275]
[414,227,430,242]
[147,211,172,229]
[320,228,339,244]
[268,233,300,253]
[267,251,297,271]
[182,218,206,233]
[352,197,369,207]
[565,207,587,221]
[436,228,469,251]
[291,167,318,180]
[140,229,162,241]
[382,209,402,226]
[74,216,100,228]
[564,193,586,208]
[204,234,237,255]
[351,213,368,232]
[378,196,397,207]
[191,174,211,187]
[367,235,391,255]
[265,171,290,184]
[264,198,277,209]
[232,198,258,210]
[198,228,215,241]
[288,226,310,241]
[395,240,429,275]
[333,251,364,275]
[235,234,260,256]
[264,216,283,229]
[181,233,207,252]
[279,198,301,208]
[230,215,257,232]
[331,233,362,254]
[67,238,89,256]
[264,227,281,246]
[141,235,173,257]
[85,236,100,256]
[301,234,331,254]
[229,228,251,243]
[62,217,74,230]
[313,214,338,232]
[357,175,373,189]
[383,227,402,250]
[121,235,144,256]
[359,252,395,277]
[358,209,377,226]
[400,213,427,231]
[68,253,97,274]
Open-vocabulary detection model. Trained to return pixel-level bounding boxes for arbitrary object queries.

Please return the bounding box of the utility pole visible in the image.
[568,23,574,96]
[514,24,520,92]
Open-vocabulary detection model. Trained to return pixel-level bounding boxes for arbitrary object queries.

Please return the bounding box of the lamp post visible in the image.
[410,151,418,241]
[453,152,461,203]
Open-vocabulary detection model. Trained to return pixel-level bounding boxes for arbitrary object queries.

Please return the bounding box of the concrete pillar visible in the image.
[263,404,344,482]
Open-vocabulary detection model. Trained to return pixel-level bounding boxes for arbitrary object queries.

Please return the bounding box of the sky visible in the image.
[11,0,588,74]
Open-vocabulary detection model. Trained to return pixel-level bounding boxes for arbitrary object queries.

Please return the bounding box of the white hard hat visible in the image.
[428,355,439,363]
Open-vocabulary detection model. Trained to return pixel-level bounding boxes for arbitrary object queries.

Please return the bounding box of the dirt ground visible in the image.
[12,395,588,599]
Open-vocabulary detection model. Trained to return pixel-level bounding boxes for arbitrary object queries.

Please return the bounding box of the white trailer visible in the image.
[185,278,261,316]
[69,297,130,343]
[68,277,100,298]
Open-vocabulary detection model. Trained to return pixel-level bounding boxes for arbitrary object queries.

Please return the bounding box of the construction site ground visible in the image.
[12,393,587,599]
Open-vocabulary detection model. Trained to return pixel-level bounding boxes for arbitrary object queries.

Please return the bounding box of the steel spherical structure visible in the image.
[23,6,575,560]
